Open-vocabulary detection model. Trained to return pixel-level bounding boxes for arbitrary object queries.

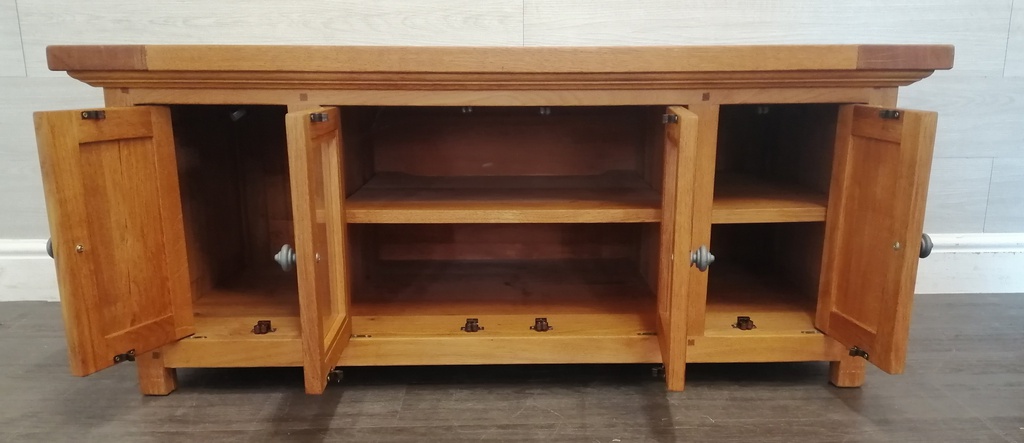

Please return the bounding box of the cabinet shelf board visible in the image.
[704,264,818,336]
[712,174,827,224]
[344,173,661,224]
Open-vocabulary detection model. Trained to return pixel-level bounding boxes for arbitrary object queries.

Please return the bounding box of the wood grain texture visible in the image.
[18,0,524,77]
[346,174,661,224]
[984,158,1024,232]
[711,174,827,224]
[817,105,937,375]
[922,158,993,233]
[34,107,195,376]
[285,106,352,394]
[0,0,24,76]
[899,74,1024,158]
[524,0,1001,76]
[1006,0,1024,76]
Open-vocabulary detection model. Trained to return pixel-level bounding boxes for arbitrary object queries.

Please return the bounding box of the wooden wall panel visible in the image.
[0,78,102,238]
[923,158,993,233]
[984,159,1024,232]
[1005,0,1024,76]
[17,0,524,77]
[0,0,24,76]
[524,0,1011,77]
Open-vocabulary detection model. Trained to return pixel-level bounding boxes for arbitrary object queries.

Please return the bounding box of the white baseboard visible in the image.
[913,233,1024,294]
[1,234,1022,302]
[0,239,59,302]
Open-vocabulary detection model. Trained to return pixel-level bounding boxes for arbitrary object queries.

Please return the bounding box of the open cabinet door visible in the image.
[656,106,698,390]
[34,107,195,376]
[817,105,936,374]
[285,106,352,394]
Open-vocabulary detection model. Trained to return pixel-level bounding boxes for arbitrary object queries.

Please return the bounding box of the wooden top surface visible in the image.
[48,44,953,73]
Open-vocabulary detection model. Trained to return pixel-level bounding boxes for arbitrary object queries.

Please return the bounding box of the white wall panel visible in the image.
[900,75,1024,158]
[524,0,1011,77]
[923,158,993,233]
[0,0,25,76]
[985,158,1024,232]
[18,0,524,76]
[0,77,102,238]
[1005,0,1023,76]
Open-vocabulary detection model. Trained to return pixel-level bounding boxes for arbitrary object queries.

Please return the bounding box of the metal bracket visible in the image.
[81,110,106,120]
[662,114,679,124]
[530,318,553,332]
[732,316,756,330]
[849,346,870,360]
[309,112,329,122]
[113,349,136,364]
[252,320,276,335]
[879,109,901,120]
[461,318,483,333]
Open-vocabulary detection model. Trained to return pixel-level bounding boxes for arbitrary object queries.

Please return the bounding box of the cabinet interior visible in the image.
[705,103,839,336]
[170,105,300,340]
[166,103,842,341]
[341,106,665,336]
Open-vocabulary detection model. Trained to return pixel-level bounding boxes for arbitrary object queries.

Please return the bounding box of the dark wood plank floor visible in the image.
[0,294,1021,442]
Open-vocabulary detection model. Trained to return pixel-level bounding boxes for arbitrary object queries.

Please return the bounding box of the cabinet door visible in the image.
[34,107,195,376]
[657,106,698,390]
[285,107,352,394]
[817,105,937,374]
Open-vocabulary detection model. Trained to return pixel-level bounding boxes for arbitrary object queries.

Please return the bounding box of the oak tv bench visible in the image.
[34,44,953,394]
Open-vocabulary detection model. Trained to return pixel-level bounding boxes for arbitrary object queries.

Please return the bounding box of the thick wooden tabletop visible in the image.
[48,44,953,73]
[45,44,953,91]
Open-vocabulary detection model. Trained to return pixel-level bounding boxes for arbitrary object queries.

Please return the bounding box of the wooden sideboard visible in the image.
[34,45,953,395]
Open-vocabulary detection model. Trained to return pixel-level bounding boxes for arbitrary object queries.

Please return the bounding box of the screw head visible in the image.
[893,242,902,251]
[315,253,321,262]
[75,244,84,253]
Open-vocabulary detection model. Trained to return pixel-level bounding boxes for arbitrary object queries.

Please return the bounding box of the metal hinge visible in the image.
[879,109,902,120]
[530,318,553,332]
[732,316,756,331]
[849,346,870,360]
[252,320,276,335]
[461,318,483,333]
[81,110,106,120]
[309,112,329,122]
[113,349,136,364]
[662,114,679,124]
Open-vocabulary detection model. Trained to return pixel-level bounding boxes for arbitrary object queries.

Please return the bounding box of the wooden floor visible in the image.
[0,294,1021,442]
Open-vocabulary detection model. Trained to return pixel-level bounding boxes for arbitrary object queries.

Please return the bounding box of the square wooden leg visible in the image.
[829,354,866,388]
[136,350,177,395]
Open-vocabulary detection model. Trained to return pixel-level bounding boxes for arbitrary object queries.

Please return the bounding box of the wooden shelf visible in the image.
[705,264,818,336]
[345,172,661,224]
[712,174,827,224]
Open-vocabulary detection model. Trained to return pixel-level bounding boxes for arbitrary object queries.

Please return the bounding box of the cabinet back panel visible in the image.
[717,104,838,194]
[369,107,649,177]
[372,224,642,262]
